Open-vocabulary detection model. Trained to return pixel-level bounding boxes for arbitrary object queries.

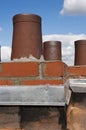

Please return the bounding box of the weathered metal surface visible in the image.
[64,80,72,105]
[74,40,86,65]
[0,85,66,106]
[43,41,62,60]
[69,79,86,93]
[11,14,42,60]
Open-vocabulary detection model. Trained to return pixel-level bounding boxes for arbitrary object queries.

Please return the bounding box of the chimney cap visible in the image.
[75,40,86,45]
[43,41,61,46]
[13,13,41,24]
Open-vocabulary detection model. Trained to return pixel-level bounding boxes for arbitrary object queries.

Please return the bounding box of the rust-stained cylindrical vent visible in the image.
[11,14,42,60]
[75,40,86,65]
[43,41,62,60]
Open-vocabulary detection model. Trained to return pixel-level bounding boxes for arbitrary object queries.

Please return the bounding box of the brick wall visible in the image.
[0,60,86,130]
[0,61,67,86]
[0,60,67,130]
[68,65,86,77]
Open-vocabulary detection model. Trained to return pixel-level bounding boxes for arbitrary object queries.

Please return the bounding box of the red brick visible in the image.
[0,80,14,85]
[22,79,63,85]
[0,62,39,77]
[42,61,66,77]
[68,65,86,76]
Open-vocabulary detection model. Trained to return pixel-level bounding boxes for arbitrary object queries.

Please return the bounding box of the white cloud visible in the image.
[1,46,11,61]
[43,34,86,65]
[60,0,86,15]
[1,33,86,65]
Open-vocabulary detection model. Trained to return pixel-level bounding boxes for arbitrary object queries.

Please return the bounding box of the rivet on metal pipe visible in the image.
[11,14,42,60]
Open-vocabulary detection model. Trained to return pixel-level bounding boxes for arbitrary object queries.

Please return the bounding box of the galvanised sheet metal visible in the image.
[69,79,86,93]
[0,85,66,106]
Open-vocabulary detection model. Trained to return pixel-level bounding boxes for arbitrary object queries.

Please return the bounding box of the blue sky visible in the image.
[0,0,86,46]
[0,0,62,46]
[1,0,86,64]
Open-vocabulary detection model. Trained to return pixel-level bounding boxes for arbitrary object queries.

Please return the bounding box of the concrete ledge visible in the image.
[69,79,86,93]
[0,85,66,106]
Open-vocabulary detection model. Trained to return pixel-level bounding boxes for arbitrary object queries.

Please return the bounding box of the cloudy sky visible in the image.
[0,0,86,65]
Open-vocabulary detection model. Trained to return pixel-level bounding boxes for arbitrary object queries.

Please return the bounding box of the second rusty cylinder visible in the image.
[75,40,86,65]
[11,14,42,60]
[43,41,62,60]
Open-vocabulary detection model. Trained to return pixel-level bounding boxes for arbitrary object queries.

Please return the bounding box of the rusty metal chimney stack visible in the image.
[74,40,86,65]
[11,14,42,60]
[43,41,62,61]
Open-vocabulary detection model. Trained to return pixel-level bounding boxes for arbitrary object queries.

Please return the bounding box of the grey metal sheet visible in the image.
[69,79,86,93]
[64,80,71,105]
[0,85,66,106]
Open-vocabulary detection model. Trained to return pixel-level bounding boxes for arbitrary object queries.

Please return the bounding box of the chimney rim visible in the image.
[75,39,86,45]
[13,13,41,24]
[43,41,61,46]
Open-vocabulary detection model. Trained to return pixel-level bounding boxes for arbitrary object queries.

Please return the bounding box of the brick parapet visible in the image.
[0,61,68,85]
[68,65,86,78]
[1,61,86,85]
